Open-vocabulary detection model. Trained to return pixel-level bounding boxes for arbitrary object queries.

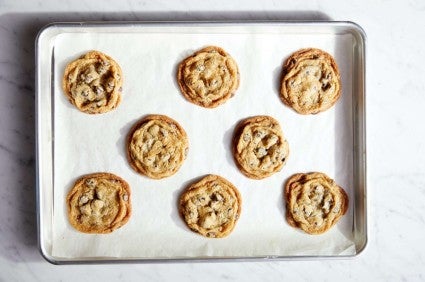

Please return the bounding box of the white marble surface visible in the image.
[1,0,424,281]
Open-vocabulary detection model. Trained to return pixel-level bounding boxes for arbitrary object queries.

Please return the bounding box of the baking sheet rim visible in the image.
[35,20,367,264]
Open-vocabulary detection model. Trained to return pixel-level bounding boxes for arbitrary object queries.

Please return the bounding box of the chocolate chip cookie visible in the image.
[177,46,240,108]
[179,174,242,238]
[66,172,131,234]
[280,48,341,114]
[62,50,123,114]
[127,114,189,179]
[285,172,349,235]
[233,115,289,179]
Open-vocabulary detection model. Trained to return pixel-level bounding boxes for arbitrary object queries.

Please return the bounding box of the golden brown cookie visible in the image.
[66,172,131,234]
[62,50,123,114]
[285,172,349,235]
[233,116,289,179]
[127,114,189,179]
[179,174,242,238]
[280,48,341,114]
[177,46,240,108]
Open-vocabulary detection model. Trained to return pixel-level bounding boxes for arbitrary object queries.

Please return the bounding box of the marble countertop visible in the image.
[1,0,424,281]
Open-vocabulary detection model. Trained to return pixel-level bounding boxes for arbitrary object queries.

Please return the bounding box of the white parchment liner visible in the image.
[52,25,355,258]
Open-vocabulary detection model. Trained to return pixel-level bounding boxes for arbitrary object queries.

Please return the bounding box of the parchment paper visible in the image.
[51,25,355,258]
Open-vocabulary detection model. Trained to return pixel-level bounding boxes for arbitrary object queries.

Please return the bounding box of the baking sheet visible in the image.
[37,22,366,261]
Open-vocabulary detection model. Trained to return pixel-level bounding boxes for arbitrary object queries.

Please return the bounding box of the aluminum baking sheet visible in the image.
[36,21,367,264]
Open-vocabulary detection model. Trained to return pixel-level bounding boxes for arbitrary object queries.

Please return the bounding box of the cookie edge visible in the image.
[279,48,341,115]
[126,114,189,179]
[232,115,289,180]
[284,172,349,235]
[62,50,123,114]
[177,46,240,108]
[66,172,132,234]
[178,174,242,238]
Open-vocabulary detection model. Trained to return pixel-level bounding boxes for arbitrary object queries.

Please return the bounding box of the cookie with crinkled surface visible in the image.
[177,46,240,108]
[179,174,242,238]
[127,114,189,179]
[280,48,341,114]
[285,172,349,235]
[66,172,131,234]
[62,50,123,114]
[233,115,289,179]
